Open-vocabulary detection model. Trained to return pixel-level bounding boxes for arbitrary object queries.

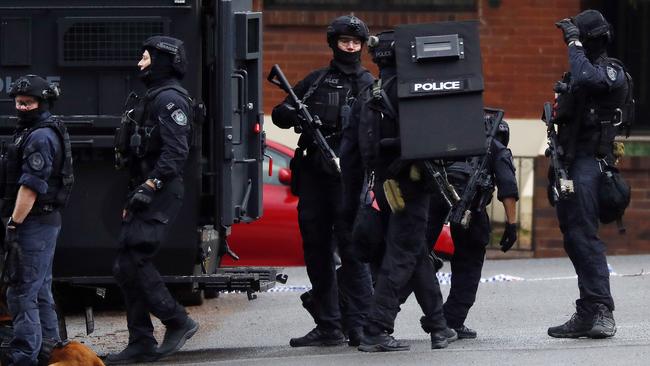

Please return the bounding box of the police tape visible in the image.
[262,264,650,293]
[266,272,525,293]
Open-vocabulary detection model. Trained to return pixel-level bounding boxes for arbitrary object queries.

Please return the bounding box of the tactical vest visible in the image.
[558,56,633,160]
[358,75,399,171]
[0,117,74,216]
[582,57,632,157]
[296,67,371,153]
[114,84,202,176]
[304,67,358,132]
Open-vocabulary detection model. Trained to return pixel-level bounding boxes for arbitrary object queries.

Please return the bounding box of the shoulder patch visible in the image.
[171,109,188,126]
[606,65,617,82]
[28,152,45,171]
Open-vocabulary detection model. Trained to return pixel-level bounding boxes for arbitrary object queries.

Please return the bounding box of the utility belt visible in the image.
[30,203,59,216]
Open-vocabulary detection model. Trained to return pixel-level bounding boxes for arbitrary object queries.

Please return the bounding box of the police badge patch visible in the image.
[28,152,45,171]
[171,109,188,126]
[606,65,617,82]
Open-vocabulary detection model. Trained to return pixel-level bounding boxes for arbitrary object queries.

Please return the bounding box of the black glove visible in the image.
[555,18,580,45]
[500,223,518,253]
[5,217,20,248]
[553,81,569,94]
[280,103,301,127]
[127,183,155,212]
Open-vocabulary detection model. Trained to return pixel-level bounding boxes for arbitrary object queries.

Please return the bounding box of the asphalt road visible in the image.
[63,255,650,365]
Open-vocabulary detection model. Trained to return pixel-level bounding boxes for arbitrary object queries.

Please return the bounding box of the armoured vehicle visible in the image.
[0,0,279,309]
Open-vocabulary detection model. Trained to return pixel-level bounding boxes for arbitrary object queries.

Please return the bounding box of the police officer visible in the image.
[271,15,374,347]
[343,30,450,352]
[1,74,72,366]
[440,119,519,339]
[106,36,198,364]
[549,10,630,338]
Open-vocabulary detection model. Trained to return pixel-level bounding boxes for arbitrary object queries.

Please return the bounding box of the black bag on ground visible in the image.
[598,163,630,228]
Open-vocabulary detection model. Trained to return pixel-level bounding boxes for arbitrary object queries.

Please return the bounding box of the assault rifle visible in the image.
[267,64,340,174]
[542,101,574,204]
[449,108,504,228]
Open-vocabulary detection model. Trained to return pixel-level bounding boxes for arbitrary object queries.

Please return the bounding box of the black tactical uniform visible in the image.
[107,36,198,365]
[272,16,374,347]
[1,75,72,366]
[342,30,450,352]
[441,125,519,339]
[550,10,631,339]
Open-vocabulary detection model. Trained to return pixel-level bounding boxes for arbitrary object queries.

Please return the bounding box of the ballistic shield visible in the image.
[395,21,485,160]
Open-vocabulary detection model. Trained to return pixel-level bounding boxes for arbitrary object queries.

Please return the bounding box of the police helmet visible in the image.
[574,9,611,42]
[8,74,60,101]
[142,36,187,78]
[326,15,369,48]
[368,30,395,67]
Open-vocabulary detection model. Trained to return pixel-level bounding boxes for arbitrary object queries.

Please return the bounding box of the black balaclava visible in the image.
[332,45,362,66]
[16,102,46,125]
[583,37,608,62]
[139,48,177,87]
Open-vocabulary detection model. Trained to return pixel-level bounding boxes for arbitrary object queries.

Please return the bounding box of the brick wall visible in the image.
[533,156,650,257]
[260,0,581,117]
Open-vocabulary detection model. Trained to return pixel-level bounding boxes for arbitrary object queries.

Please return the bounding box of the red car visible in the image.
[225,140,302,266]
[225,140,453,267]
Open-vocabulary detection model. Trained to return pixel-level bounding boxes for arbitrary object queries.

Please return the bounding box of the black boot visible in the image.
[587,304,616,339]
[454,324,477,339]
[358,332,410,352]
[430,328,451,349]
[289,327,346,347]
[105,342,159,365]
[347,327,364,347]
[157,317,199,358]
[548,308,593,338]
[439,327,458,343]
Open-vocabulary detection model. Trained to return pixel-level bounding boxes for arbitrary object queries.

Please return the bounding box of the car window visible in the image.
[263,147,291,185]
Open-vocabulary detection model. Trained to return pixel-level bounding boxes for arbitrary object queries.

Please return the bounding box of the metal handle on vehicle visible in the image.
[232,69,248,114]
